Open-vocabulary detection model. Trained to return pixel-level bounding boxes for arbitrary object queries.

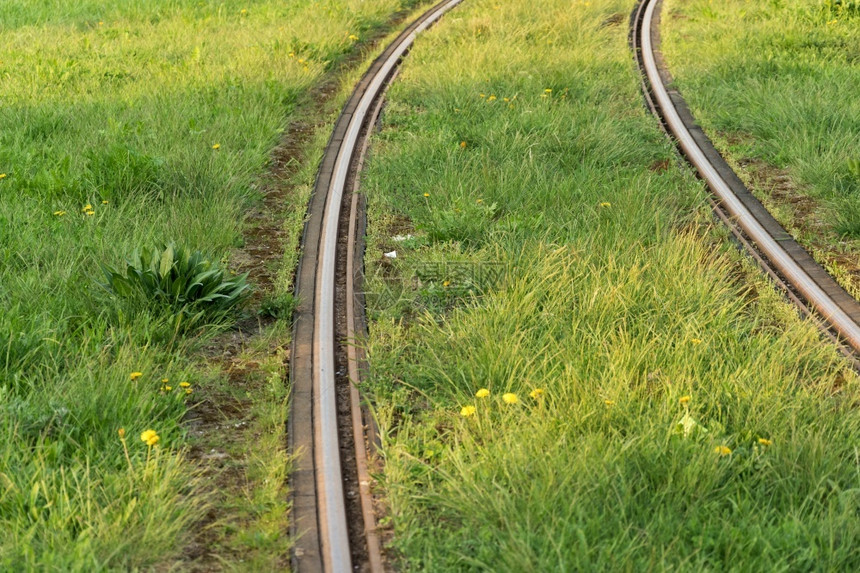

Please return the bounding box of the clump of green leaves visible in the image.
[101,243,251,327]
[258,291,296,319]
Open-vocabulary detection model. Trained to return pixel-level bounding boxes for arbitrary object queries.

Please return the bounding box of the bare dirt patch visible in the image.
[180,324,286,571]
[727,143,860,297]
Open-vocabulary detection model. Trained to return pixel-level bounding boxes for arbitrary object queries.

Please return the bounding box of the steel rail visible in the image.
[636,0,860,354]
[291,1,463,571]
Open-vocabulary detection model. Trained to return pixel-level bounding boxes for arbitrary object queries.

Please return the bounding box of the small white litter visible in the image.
[392,234,414,242]
[383,251,397,259]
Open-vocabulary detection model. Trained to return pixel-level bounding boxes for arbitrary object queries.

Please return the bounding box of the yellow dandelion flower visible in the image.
[102,200,109,204]
[53,211,66,216]
[179,382,190,388]
[164,386,172,391]
[604,399,615,406]
[140,429,160,446]
[460,141,467,148]
[757,438,772,446]
[161,378,168,384]
[691,338,702,345]
[487,95,497,102]
[289,52,295,58]
[130,371,143,381]
[212,143,220,150]
[479,93,486,98]
[476,388,490,398]
[82,204,92,212]
[442,280,451,287]
[503,97,510,102]
[423,193,430,197]
[714,445,732,456]
[460,405,476,417]
[599,202,611,208]
[98,21,104,26]
[529,388,544,399]
[0,173,6,179]
[679,395,691,405]
[502,393,518,404]
[240,8,247,14]
[476,198,483,203]
[348,34,359,41]
[544,88,552,93]
[185,388,193,395]
[85,210,95,216]
[118,428,126,439]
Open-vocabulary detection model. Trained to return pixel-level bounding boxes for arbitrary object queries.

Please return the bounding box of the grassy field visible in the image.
[0,0,420,569]
[360,0,860,569]
[661,0,860,297]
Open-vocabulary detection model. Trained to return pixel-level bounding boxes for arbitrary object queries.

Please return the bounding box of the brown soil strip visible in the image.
[727,146,860,298]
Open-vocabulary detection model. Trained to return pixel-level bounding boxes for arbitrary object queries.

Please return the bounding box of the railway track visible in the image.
[288,1,463,571]
[631,0,860,365]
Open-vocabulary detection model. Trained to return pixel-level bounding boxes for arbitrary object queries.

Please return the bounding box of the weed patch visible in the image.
[101,243,251,331]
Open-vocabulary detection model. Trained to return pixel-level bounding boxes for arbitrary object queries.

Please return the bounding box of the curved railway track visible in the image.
[631,0,860,365]
[288,1,463,571]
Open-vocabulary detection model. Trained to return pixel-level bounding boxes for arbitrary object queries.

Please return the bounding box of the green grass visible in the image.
[661,0,860,295]
[0,0,419,568]
[361,0,860,569]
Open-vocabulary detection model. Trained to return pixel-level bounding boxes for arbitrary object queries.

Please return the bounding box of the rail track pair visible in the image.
[289,0,860,570]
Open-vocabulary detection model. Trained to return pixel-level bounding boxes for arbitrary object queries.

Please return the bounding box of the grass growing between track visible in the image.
[0,0,420,568]
[361,0,860,569]
[662,0,860,297]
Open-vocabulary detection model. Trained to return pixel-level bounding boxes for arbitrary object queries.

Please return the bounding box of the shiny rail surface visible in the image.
[631,0,860,359]
[289,1,463,571]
